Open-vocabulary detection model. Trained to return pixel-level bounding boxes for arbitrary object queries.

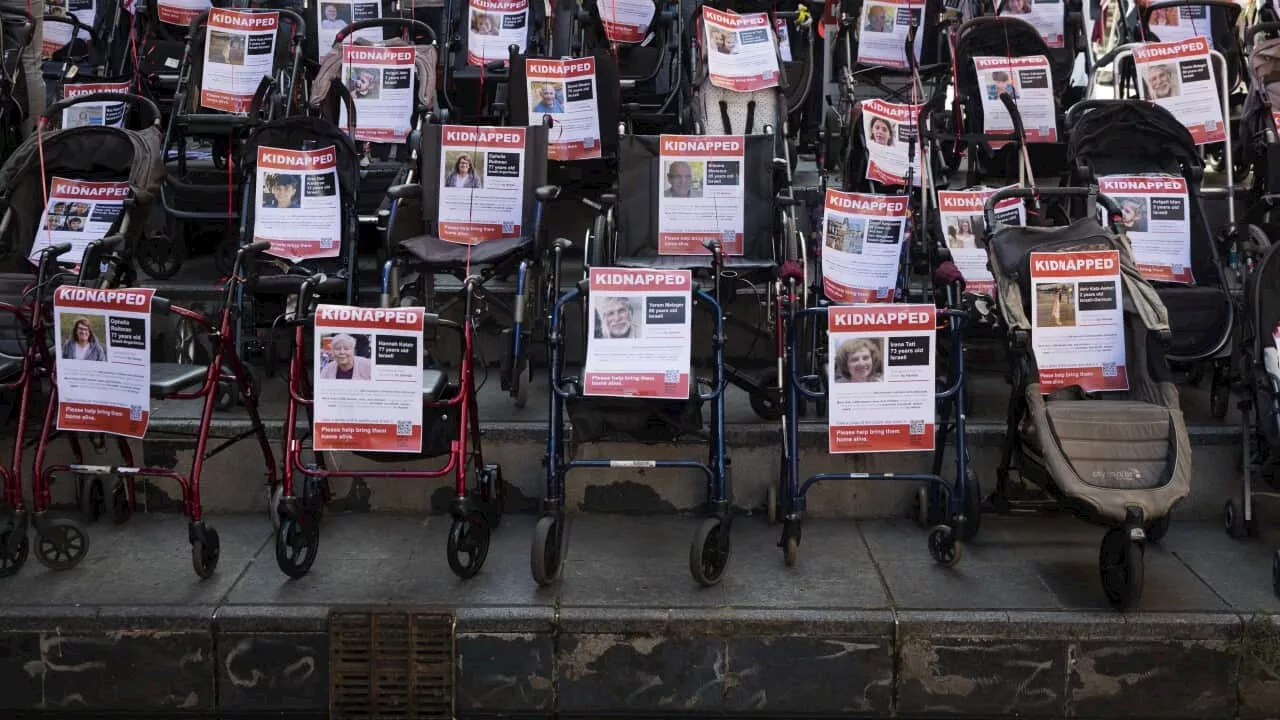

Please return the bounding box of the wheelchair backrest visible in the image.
[416,122,550,232]
[508,50,621,159]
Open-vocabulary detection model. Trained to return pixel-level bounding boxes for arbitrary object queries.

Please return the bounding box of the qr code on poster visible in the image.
[1172,263,1184,275]
[129,405,143,422]
[396,420,413,436]
[663,369,679,384]
[502,221,515,234]
[909,420,925,435]
[320,237,334,250]
[1102,362,1118,378]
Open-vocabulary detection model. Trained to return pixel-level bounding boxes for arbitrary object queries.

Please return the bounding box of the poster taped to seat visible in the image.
[201,9,279,114]
[1145,3,1212,45]
[339,44,415,143]
[703,7,780,92]
[855,0,924,69]
[972,55,1057,148]
[821,190,909,303]
[30,177,128,267]
[62,80,132,128]
[526,57,602,161]
[1134,37,1224,144]
[657,135,745,255]
[1097,174,1193,284]
[938,186,1025,296]
[1029,250,1129,393]
[53,286,155,439]
[997,0,1065,48]
[467,0,528,66]
[253,145,342,263]
[583,268,692,400]
[827,304,936,453]
[599,0,655,43]
[316,0,381,57]
[158,0,210,26]
[42,0,96,57]
[861,99,922,186]
[438,125,526,244]
[313,305,425,452]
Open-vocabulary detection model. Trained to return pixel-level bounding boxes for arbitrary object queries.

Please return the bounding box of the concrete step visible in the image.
[0,513,1274,718]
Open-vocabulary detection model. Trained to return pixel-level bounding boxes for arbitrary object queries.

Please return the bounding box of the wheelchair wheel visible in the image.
[135,223,187,280]
[110,479,132,524]
[957,469,982,542]
[690,517,730,587]
[34,520,90,571]
[0,528,29,577]
[1099,528,1144,610]
[80,476,105,522]
[447,513,491,579]
[927,525,960,567]
[587,214,609,268]
[191,527,221,579]
[531,514,563,586]
[276,516,320,579]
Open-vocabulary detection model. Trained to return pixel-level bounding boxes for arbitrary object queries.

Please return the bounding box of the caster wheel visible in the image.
[135,230,187,280]
[766,483,778,526]
[912,487,929,528]
[191,527,221,579]
[479,465,505,528]
[34,520,90,571]
[1224,499,1246,539]
[276,517,320,579]
[81,476,105,522]
[513,376,529,409]
[1272,549,1280,599]
[447,513,491,579]
[783,535,798,567]
[749,372,784,420]
[927,524,961,567]
[267,484,284,531]
[957,470,982,542]
[1100,528,1145,610]
[0,528,29,577]
[531,514,563,586]
[109,480,132,524]
[214,382,236,412]
[1146,513,1171,544]
[690,517,730,587]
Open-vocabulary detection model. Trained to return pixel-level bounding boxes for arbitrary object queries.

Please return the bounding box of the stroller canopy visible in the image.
[1067,101,1200,177]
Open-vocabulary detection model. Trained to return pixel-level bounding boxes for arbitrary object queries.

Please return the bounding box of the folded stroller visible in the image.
[1241,23,1280,205]
[985,186,1191,610]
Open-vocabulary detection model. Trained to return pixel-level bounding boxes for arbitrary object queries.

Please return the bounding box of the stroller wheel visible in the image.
[80,476,105,522]
[783,535,798,568]
[1146,513,1171,544]
[110,480,132,524]
[690,517,730,587]
[447,513,491,580]
[927,525,961,567]
[191,527,221,580]
[531,514,563,587]
[1099,528,1145,611]
[0,528,29,578]
[135,229,187,281]
[276,517,320,579]
[1224,499,1246,539]
[34,520,90,571]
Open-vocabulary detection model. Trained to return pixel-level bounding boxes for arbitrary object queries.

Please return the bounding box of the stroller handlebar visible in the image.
[984,188,1122,231]
[43,92,164,131]
[333,17,436,47]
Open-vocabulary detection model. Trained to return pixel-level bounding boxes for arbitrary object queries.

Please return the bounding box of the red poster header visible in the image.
[51,177,130,201]
[315,305,426,332]
[473,0,527,11]
[974,55,1049,70]
[825,190,909,217]
[862,99,922,123]
[66,81,131,97]
[1098,175,1187,194]
[343,45,414,64]
[591,268,692,292]
[527,57,595,78]
[442,125,526,149]
[829,304,936,333]
[660,135,744,157]
[1134,36,1210,63]
[704,7,769,29]
[259,146,337,171]
[55,286,155,313]
[209,8,279,31]
[1030,250,1121,278]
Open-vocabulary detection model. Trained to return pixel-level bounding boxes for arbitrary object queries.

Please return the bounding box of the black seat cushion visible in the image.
[0,354,21,382]
[151,363,208,397]
[1157,285,1231,358]
[422,369,446,399]
[616,254,775,271]
[400,235,534,269]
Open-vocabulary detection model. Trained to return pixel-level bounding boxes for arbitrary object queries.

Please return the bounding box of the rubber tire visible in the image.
[1224,499,1246,539]
[689,517,730,587]
[268,484,284,532]
[928,524,961,567]
[1146,513,1171,544]
[81,476,105,522]
[748,370,785,420]
[957,470,982,542]
[34,520,90,571]
[110,480,132,524]
[276,517,320,579]
[0,528,29,577]
[531,514,563,587]
[191,527,221,579]
[447,513,491,579]
[1272,549,1280,600]
[1100,528,1145,611]
[783,535,798,568]
[588,214,609,268]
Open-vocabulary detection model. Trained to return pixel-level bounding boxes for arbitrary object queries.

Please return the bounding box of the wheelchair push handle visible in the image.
[1142,0,1242,26]
[40,242,74,261]
[43,92,165,130]
[983,187,1122,230]
[334,17,436,46]
[1245,21,1280,46]
[42,12,103,57]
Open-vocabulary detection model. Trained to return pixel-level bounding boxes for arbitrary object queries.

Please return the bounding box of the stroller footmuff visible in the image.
[986,188,1191,610]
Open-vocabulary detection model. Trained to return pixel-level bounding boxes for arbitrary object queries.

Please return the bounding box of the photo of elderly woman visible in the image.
[319,333,372,380]
[833,337,884,383]
[444,152,484,189]
[61,314,107,362]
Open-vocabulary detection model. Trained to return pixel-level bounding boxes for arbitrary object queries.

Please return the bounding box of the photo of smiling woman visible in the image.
[319,333,373,380]
[444,153,484,189]
[833,337,883,383]
[868,116,894,147]
[61,315,107,362]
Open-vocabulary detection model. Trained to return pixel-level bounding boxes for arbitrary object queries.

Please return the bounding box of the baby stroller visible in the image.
[440,0,548,124]
[1063,99,1234,417]
[1240,22,1280,208]
[41,12,133,117]
[985,185,1191,610]
[0,10,35,158]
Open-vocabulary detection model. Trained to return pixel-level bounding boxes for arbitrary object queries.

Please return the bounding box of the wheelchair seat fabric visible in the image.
[150,363,209,397]
[400,234,536,268]
[0,353,21,382]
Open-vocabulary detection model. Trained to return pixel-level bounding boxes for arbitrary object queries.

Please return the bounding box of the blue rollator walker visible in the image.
[533,238,733,587]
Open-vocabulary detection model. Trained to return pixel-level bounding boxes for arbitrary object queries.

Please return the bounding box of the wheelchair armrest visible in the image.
[552,237,573,251]
[152,296,172,314]
[535,184,561,202]
[599,193,617,207]
[387,183,422,200]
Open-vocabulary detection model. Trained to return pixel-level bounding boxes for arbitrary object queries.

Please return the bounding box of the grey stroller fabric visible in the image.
[987,218,1190,524]
[309,38,439,115]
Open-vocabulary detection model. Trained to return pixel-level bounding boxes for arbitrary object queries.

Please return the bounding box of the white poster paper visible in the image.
[31,178,128,267]
[157,0,210,26]
[254,146,342,263]
[438,125,526,244]
[467,0,528,67]
[703,7,780,92]
[200,9,279,114]
[316,0,381,58]
[1134,37,1225,145]
[53,286,154,439]
[1145,3,1212,45]
[657,134,745,256]
[583,267,692,400]
[42,0,95,57]
[997,0,1065,48]
[855,0,925,69]
[827,304,936,453]
[821,190,909,303]
[861,99,923,186]
[61,80,132,128]
[526,57,602,161]
[776,18,792,62]
[313,305,425,452]
[339,44,415,143]
[937,186,1025,296]
[1097,174,1193,284]
[599,0,655,44]
[1029,250,1129,393]
[972,55,1058,147]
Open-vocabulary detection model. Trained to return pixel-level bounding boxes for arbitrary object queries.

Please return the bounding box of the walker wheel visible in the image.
[479,465,505,527]
[927,524,961,567]
[110,480,132,524]
[214,382,236,412]
[1224,499,1246,539]
[531,514,563,586]
[267,484,284,531]
[690,517,730,587]
[783,535,798,568]
[912,487,929,528]
[276,516,319,579]
[191,527,220,579]
[35,520,90,571]
[957,469,983,542]
[447,513,491,579]
[81,476,105,522]
[1100,528,1144,611]
[766,483,778,526]
[0,528,29,578]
